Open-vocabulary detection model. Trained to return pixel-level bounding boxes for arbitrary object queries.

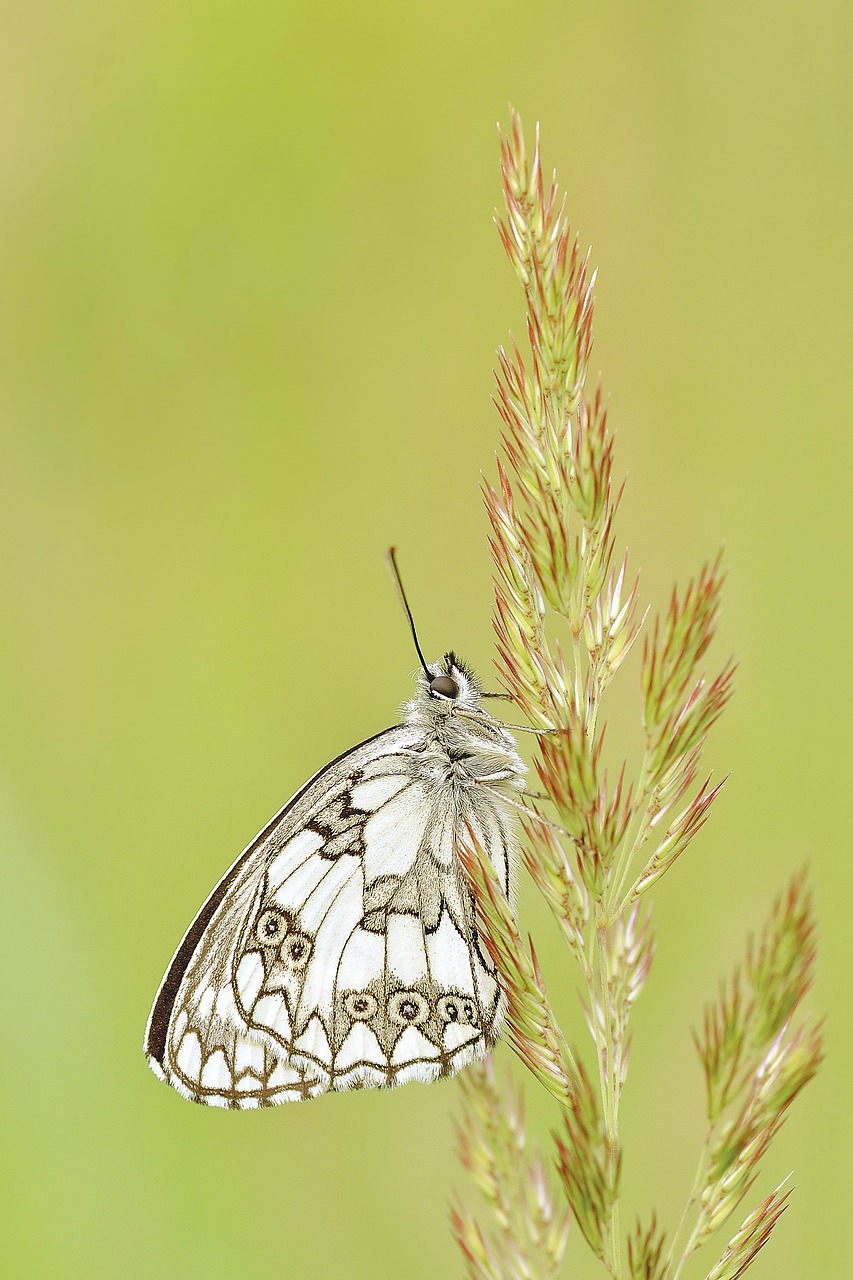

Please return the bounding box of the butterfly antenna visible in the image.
[386,547,432,681]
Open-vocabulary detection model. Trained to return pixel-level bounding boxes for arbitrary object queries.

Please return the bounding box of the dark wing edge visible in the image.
[143,724,401,1077]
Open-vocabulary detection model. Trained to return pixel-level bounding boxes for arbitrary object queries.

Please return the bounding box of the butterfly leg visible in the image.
[474,780,576,841]
[475,768,521,784]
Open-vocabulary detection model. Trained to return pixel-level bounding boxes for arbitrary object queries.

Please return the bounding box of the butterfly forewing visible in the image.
[145,656,525,1108]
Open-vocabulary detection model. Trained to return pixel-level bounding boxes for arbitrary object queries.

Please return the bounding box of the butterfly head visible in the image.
[405,652,499,734]
[423,651,479,709]
[405,651,523,773]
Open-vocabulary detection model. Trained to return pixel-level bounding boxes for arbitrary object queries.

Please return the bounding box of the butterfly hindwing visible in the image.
[145,727,418,1107]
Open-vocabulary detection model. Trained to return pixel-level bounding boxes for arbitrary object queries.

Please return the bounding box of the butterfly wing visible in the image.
[144,726,409,1107]
[145,725,513,1107]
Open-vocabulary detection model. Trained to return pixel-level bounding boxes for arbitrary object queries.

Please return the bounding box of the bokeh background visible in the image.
[1,1,849,1276]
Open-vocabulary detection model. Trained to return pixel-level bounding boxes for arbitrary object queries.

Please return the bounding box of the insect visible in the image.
[144,551,527,1108]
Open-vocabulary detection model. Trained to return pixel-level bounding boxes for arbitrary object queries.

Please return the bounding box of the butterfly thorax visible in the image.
[401,653,526,799]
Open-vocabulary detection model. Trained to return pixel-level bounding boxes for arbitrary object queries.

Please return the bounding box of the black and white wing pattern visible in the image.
[145,661,523,1109]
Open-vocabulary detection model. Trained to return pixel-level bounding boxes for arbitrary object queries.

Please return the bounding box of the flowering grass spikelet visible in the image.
[703,1182,791,1280]
[627,1215,668,1280]
[453,1060,570,1280]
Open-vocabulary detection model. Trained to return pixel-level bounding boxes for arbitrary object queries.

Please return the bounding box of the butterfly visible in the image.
[144,627,527,1108]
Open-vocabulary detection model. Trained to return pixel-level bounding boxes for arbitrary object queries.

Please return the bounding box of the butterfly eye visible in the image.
[255,908,290,946]
[343,991,378,1021]
[430,674,459,700]
[388,990,430,1026]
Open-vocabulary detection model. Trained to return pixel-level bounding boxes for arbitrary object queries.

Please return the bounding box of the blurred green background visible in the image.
[1,1,849,1276]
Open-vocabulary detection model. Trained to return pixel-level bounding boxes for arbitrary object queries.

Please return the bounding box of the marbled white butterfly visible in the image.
[144,553,526,1108]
